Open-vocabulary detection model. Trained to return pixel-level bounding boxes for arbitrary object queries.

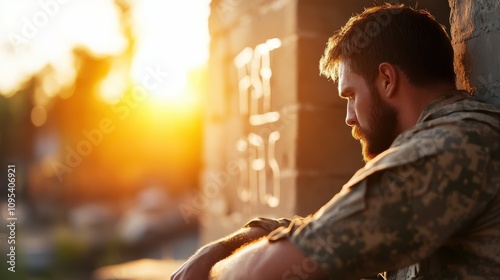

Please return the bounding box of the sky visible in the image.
[0,0,211,102]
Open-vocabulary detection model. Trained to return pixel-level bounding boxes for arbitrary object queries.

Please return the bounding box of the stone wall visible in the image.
[450,0,500,105]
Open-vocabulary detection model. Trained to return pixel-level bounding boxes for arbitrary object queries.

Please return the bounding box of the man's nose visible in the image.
[345,101,357,127]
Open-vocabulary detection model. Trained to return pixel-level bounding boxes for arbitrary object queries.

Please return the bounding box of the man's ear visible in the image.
[377,62,398,98]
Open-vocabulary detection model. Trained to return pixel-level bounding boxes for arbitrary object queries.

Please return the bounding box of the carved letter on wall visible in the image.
[234,38,282,208]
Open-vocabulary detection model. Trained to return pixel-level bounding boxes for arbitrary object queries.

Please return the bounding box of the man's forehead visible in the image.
[337,61,349,91]
[336,62,369,96]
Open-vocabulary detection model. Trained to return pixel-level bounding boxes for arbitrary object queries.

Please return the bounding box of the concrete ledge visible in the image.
[93,259,185,280]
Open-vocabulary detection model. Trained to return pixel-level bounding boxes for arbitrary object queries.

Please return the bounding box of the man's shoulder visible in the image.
[345,119,497,189]
[420,92,500,133]
[399,96,500,151]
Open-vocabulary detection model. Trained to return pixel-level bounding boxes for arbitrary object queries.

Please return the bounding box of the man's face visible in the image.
[337,62,399,162]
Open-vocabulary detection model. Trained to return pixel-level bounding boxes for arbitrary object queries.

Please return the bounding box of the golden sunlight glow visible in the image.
[129,0,210,105]
[1,0,209,200]
[151,74,188,102]
[100,60,129,104]
[0,3,208,275]
[31,105,47,127]
[100,70,127,104]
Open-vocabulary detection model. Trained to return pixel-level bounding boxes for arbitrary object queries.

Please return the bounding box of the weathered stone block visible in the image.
[297,106,362,174]
[297,36,344,107]
[450,0,500,105]
[295,175,351,216]
[202,121,228,169]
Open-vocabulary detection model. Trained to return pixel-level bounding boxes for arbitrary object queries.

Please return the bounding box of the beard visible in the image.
[352,86,399,162]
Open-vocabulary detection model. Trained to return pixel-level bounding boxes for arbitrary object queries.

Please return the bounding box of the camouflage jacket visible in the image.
[245,91,500,279]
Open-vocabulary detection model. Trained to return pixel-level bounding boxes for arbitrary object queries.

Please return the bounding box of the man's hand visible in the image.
[171,227,268,280]
[171,242,227,280]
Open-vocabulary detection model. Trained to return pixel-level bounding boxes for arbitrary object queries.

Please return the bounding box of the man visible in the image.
[172,4,500,280]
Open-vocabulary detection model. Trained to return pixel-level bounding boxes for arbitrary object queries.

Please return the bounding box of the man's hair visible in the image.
[319,4,455,86]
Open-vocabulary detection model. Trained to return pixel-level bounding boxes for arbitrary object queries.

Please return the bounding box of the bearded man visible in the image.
[172,4,500,280]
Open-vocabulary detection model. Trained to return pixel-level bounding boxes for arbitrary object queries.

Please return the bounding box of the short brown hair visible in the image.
[320,4,455,86]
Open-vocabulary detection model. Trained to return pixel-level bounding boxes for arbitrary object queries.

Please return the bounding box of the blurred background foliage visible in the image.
[0,0,209,279]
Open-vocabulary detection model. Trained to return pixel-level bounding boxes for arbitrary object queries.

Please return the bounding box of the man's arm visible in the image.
[171,226,268,280]
[171,217,293,280]
[209,238,327,280]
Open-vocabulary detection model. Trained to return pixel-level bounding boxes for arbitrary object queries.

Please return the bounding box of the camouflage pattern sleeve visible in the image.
[268,123,498,279]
